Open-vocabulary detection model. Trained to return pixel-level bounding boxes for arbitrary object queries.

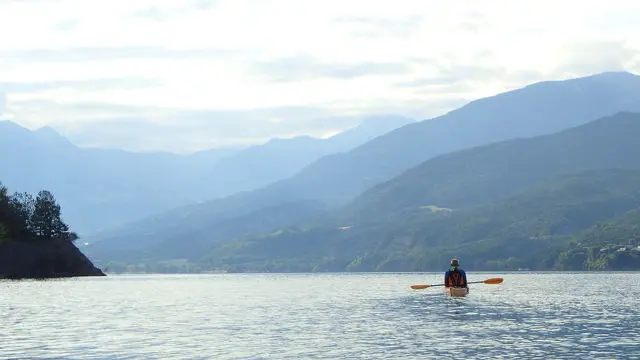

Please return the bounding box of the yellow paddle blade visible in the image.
[410,284,429,289]
[483,277,504,284]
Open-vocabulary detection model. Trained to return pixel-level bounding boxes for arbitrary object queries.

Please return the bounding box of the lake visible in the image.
[1,272,639,359]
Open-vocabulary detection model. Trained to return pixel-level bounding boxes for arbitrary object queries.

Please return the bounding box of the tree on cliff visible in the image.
[30,190,76,241]
[0,182,30,241]
[1,185,77,243]
[9,192,35,232]
[1,182,104,279]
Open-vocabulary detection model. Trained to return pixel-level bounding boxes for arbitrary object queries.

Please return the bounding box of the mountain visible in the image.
[0,115,409,233]
[193,167,640,272]
[0,121,240,232]
[87,72,640,260]
[195,168,640,272]
[556,209,640,270]
[194,115,415,199]
[267,71,640,205]
[194,112,640,272]
[98,112,640,272]
[85,199,331,268]
[344,111,640,220]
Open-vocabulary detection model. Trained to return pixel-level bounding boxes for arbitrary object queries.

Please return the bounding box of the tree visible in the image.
[0,182,30,240]
[9,192,35,231]
[30,190,69,240]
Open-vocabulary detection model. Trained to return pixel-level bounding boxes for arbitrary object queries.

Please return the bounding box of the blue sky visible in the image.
[1,0,639,153]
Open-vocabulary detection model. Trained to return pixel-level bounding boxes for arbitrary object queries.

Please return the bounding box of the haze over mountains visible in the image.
[195,115,415,200]
[0,115,413,233]
[202,112,640,272]
[199,166,640,273]
[82,71,640,272]
[344,111,640,220]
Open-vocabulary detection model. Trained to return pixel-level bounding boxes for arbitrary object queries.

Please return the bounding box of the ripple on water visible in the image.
[1,272,639,359]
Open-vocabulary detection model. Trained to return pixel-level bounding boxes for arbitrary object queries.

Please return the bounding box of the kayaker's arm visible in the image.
[462,271,468,288]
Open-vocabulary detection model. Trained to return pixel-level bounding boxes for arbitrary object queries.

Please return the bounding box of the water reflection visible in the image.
[1,273,639,359]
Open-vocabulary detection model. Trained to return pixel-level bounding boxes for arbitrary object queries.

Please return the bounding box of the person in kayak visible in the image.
[445,258,468,289]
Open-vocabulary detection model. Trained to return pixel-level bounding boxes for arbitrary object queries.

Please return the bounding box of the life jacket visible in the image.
[447,268,466,287]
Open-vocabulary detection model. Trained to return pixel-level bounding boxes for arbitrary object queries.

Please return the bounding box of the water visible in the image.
[1,272,639,359]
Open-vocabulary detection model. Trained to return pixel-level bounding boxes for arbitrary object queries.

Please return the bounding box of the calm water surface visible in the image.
[1,272,639,359]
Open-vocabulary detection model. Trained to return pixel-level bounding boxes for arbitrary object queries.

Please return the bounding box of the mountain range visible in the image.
[0,115,412,233]
[191,112,640,272]
[82,71,640,272]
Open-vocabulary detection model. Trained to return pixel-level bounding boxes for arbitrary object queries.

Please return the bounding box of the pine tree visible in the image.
[0,182,30,240]
[9,192,35,231]
[31,190,69,240]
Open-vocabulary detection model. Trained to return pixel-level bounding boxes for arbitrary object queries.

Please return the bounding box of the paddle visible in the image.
[410,277,503,290]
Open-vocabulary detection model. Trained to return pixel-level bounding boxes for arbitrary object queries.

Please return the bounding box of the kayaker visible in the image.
[444,258,468,289]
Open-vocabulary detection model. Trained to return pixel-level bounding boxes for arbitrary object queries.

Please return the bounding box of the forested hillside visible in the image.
[198,169,640,272]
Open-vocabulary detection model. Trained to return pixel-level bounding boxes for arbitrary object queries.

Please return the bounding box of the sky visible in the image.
[1,0,639,153]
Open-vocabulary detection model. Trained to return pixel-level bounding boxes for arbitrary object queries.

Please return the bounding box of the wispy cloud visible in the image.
[332,15,426,38]
[1,46,245,62]
[1,0,639,152]
[0,77,162,92]
[550,40,637,76]
[8,96,461,153]
[250,56,410,82]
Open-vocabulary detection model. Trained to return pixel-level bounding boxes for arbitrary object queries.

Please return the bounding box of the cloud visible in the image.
[133,7,178,21]
[550,41,638,77]
[49,105,390,153]
[1,46,244,62]
[193,0,219,10]
[395,64,545,90]
[0,77,162,93]
[250,56,410,82]
[131,1,221,21]
[53,18,80,32]
[1,0,640,153]
[8,97,458,153]
[332,15,426,38]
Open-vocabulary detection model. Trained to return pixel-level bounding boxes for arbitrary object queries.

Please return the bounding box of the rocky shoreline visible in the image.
[0,238,105,279]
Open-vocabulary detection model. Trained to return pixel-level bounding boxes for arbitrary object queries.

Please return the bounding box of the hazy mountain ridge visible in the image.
[0,121,238,232]
[343,111,640,220]
[195,111,640,272]
[86,199,331,265]
[0,115,411,233]
[193,115,415,199]
[87,72,640,263]
[281,71,640,205]
[209,168,640,272]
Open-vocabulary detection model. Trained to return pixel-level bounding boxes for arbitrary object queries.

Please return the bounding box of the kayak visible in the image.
[444,287,469,297]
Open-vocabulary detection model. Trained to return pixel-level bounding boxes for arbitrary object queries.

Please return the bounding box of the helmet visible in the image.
[450,258,460,266]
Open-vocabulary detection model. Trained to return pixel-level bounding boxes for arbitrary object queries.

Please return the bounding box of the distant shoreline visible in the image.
[97,269,640,276]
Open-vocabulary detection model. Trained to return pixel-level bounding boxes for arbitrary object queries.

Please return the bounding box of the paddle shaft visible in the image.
[468,280,492,285]
[411,277,503,289]
[421,280,483,288]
